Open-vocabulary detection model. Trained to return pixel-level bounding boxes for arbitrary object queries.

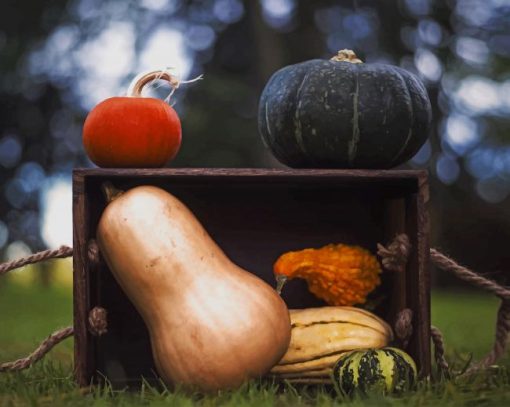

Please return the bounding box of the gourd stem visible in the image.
[330,49,363,64]
[275,275,287,295]
[127,70,180,98]
[102,181,123,203]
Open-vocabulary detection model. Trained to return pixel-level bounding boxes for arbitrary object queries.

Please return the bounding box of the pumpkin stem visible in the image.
[330,49,363,64]
[127,70,180,98]
[127,69,203,104]
[102,181,123,203]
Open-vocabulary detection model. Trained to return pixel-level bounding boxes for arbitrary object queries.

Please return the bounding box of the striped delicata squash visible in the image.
[269,306,393,382]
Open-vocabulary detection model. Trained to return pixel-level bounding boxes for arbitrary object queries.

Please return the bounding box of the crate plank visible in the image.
[73,168,430,387]
[72,172,93,386]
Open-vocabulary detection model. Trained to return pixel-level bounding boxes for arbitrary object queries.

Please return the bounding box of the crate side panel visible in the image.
[73,173,94,385]
[405,190,431,377]
[78,172,429,386]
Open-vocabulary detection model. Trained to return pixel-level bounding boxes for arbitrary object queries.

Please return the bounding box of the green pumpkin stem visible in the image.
[275,275,287,295]
[330,49,363,64]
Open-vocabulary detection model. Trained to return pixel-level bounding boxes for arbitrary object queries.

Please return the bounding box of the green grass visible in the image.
[1,283,510,406]
[0,283,73,365]
[431,291,508,363]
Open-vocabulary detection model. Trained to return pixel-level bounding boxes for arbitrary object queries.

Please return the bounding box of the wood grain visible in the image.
[416,174,431,376]
[72,172,93,386]
[402,172,431,377]
[72,167,430,386]
[73,168,426,182]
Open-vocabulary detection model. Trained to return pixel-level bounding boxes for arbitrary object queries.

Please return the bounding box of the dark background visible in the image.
[0,0,509,286]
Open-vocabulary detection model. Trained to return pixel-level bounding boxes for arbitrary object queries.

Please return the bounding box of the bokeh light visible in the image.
[40,177,72,248]
[0,0,509,262]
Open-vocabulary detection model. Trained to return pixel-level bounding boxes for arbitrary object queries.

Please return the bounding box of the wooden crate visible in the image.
[73,168,430,387]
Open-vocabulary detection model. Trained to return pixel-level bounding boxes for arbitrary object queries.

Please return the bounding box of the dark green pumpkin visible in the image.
[332,347,417,396]
[258,50,432,169]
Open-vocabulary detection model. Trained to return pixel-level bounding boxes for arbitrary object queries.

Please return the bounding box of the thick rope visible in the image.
[1,237,509,376]
[379,234,510,375]
[0,327,74,372]
[377,234,411,273]
[88,306,108,336]
[478,301,510,369]
[430,325,450,375]
[377,235,413,345]
[0,246,73,276]
[87,240,100,265]
[0,306,108,372]
[395,308,413,349]
[430,249,510,372]
[0,247,107,372]
[430,249,510,301]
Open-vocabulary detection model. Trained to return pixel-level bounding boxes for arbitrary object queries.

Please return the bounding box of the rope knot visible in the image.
[87,240,100,266]
[88,307,108,336]
[377,234,411,272]
[395,308,413,348]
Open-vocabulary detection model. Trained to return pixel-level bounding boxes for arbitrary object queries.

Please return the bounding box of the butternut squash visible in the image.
[96,185,291,392]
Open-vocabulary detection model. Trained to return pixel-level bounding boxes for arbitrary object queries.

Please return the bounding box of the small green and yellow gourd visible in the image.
[333,347,417,396]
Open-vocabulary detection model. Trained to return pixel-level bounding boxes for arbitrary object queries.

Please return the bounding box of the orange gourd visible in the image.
[274,244,381,306]
[82,71,183,168]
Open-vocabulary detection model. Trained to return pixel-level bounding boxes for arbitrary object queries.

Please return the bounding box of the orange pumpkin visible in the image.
[82,71,182,168]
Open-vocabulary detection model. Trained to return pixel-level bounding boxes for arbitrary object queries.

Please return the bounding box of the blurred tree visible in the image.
[0,0,509,285]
